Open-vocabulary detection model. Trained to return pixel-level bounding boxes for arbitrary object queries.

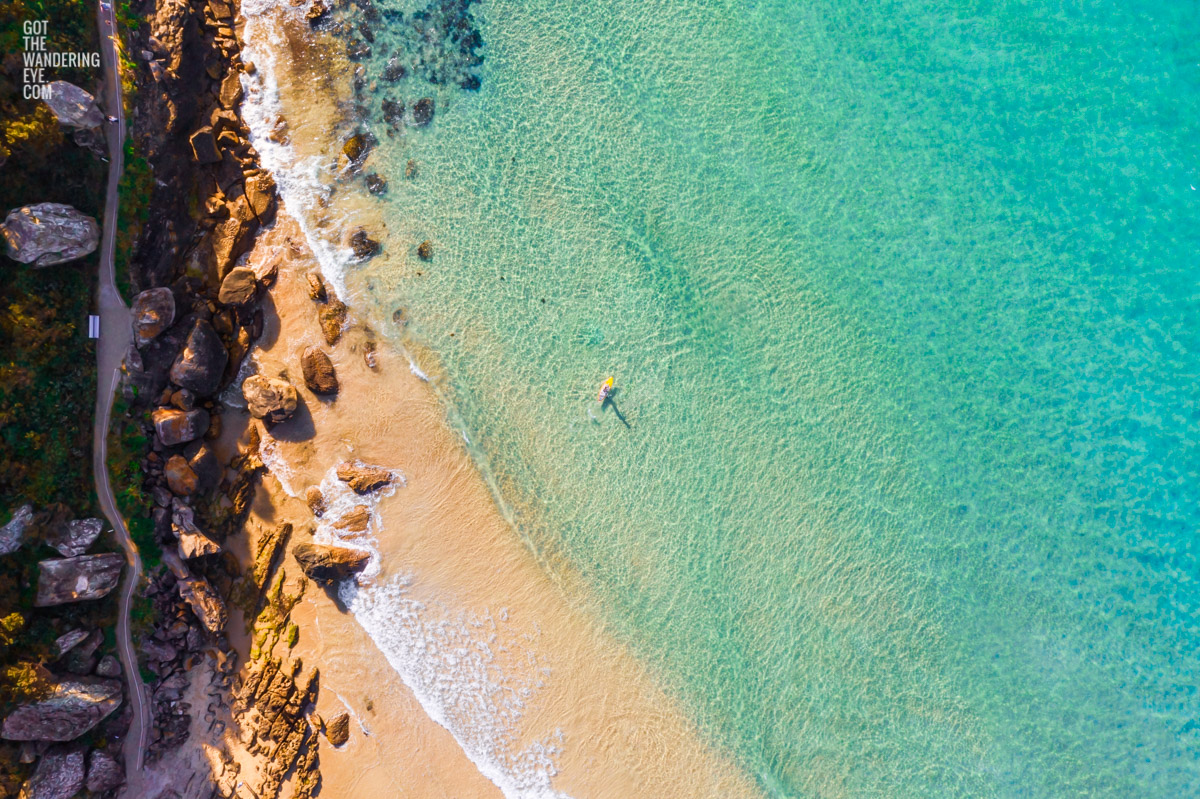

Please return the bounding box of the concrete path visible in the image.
[92,3,152,790]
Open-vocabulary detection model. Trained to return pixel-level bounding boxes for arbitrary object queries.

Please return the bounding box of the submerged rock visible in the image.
[130,287,175,348]
[292,543,370,583]
[382,98,404,129]
[34,554,123,607]
[45,518,103,558]
[365,173,387,195]
[300,347,338,395]
[1,677,123,741]
[242,375,299,423]
[342,133,371,163]
[381,57,405,82]
[169,319,229,396]
[0,504,34,555]
[335,461,393,494]
[19,743,85,799]
[349,228,380,259]
[1,204,99,267]
[412,97,435,127]
[417,240,432,261]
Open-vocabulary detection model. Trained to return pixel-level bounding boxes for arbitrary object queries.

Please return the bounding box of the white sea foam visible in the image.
[343,577,571,799]
[406,353,431,382]
[238,0,356,300]
[238,6,574,794]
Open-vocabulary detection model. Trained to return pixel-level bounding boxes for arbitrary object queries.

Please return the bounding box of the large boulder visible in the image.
[209,195,259,278]
[130,288,175,347]
[0,504,34,555]
[218,266,257,306]
[324,712,350,746]
[243,171,277,223]
[164,454,198,496]
[336,461,393,494]
[34,554,124,607]
[218,71,243,109]
[300,347,338,395]
[43,81,104,129]
[53,630,89,657]
[177,576,227,634]
[242,375,298,423]
[1,677,122,741]
[172,504,220,559]
[169,319,228,396]
[19,744,85,799]
[292,544,370,583]
[189,126,220,164]
[151,407,210,447]
[1,204,99,267]
[44,518,103,558]
[84,749,123,793]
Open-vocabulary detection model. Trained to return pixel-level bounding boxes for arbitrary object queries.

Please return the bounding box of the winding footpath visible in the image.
[91,3,152,790]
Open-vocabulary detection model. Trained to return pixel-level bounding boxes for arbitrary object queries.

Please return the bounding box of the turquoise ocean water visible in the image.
[331,0,1200,794]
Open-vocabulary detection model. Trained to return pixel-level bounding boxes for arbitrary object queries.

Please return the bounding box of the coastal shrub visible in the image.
[108,396,160,568]
[0,261,98,511]
[114,139,152,299]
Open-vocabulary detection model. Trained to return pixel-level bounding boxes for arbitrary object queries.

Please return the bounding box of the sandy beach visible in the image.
[224,212,761,798]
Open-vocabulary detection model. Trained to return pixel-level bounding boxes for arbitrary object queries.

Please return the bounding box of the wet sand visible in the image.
[236,213,760,798]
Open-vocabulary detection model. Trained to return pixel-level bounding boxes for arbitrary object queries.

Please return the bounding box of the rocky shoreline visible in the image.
[90,0,366,795]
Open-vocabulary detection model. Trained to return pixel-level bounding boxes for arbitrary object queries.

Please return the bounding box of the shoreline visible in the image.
[235,209,762,799]
[228,3,765,794]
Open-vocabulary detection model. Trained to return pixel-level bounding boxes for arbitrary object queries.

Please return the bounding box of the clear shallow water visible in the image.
[312,0,1199,794]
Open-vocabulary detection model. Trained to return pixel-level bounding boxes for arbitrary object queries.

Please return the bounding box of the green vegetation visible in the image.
[0,0,107,211]
[285,621,299,649]
[0,0,127,789]
[108,395,160,568]
[114,138,152,299]
[0,261,98,510]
